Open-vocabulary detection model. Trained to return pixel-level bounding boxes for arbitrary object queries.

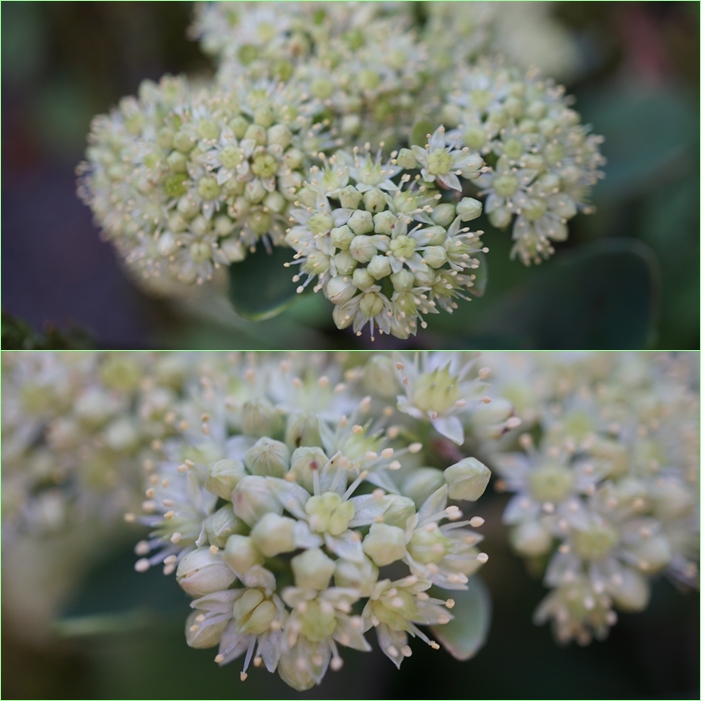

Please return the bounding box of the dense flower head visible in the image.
[485,352,700,644]
[439,62,605,265]
[1,352,205,537]
[285,144,488,339]
[123,351,506,690]
[78,74,331,285]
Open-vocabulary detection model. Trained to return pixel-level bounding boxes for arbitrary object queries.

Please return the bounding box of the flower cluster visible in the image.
[78,75,330,285]
[126,352,515,690]
[484,352,700,644]
[1,352,206,537]
[438,63,605,265]
[285,143,487,338]
[77,3,605,340]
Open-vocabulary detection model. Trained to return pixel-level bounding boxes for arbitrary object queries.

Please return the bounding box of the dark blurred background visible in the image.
[2,2,699,350]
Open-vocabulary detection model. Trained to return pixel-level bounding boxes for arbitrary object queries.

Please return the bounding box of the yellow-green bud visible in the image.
[445,457,491,501]
[331,225,354,250]
[291,547,335,589]
[232,475,283,526]
[325,275,356,305]
[367,255,392,279]
[241,398,283,438]
[223,534,264,573]
[396,148,417,169]
[362,523,407,566]
[206,459,246,500]
[289,446,328,493]
[185,610,228,649]
[401,468,446,507]
[338,186,363,209]
[305,491,354,536]
[408,526,451,564]
[363,188,387,213]
[379,494,416,528]
[373,210,397,235]
[456,197,482,222]
[334,556,379,597]
[348,210,374,236]
[204,504,247,548]
[244,437,290,478]
[285,411,322,450]
[176,547,236,598]
[250,512,297,557]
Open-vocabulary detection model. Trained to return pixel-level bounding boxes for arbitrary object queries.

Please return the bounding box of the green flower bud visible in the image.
[362,355,401,399]
[423,245,448,269]
[334,556,379,597]
[373,210,397,236]
[241,398,283,438]
[176,547,236,598]
[338,185,363,209]
[223,534,264,573]
[290,446,328,493]
[470,398,515,439]
[331,225,354,250]
[250,512,297,557]
[173,130,196,153]
[390,268,415,293]
[267,124,292,149]
[456,197,483,222]
[509,520,552,556]
[205,459,246,500]
[431,203,456,227]
[396,148,417,169]
[284,148,304,170]
[244,123,267,145]
[185,610,229,649]
[232,475,283,526]
[348,210,374,235]
[629,535,671,574]
[402,467,446,507]
[362,523,406,566]
[379,494,416,528]
[488,207,512,229]
[363,188,387,213]
[352,267,375,291]
[245,179,267,204]
[204,504,247,548]
[367,255,391,279]
[229,115,249,139]
[334,250,358,276]
[291,547,335,589]
[233,588,277,635]
[244,437,290,478]
[445,457,491,501]
[325,275,357,305]
[220,237,246,263]
[349,235,378,263]
[285,411,322,450]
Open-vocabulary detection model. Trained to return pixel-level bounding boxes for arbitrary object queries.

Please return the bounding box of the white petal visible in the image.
[432,415,465,445]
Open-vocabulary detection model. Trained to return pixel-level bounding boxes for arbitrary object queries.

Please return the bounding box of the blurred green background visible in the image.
[2,1,699,350]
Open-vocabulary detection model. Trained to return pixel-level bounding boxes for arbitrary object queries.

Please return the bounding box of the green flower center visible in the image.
[572,523,618,560]
[493,173,519,199]
[305,492,354,536]
[528,462,575,503]
[426,149,453,176]
[413,368,461,414]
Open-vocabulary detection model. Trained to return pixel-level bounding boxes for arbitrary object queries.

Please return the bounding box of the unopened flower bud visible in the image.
[338,186,363,210]
[176,547,236,598]
[470,398,515,439]
[363,188,387,213]
[362,523,406,566]
[241,398,283,438]
[285,411,321,449]
[232,475,283,526]
[401,468,446,507]
[291,547,335,589]
[204,504,247,548]
[334,556,379,597]
[250,512,297,557]
[362,355,401,399]
[367,255,391,279]
[206,459,246,500]
[290,446,329,493]
[223,534,264,573]
[348,210,374,236]
[390,268,415,293]
[373,210,397,235]
[431,203,456,227]
[379,494,416,528]
[326,275,357,305]
[396,148,417,169]
[444,458,491,501]
[331,225,354,250]
[185,610,229,649]
[456,197,482,222]
[608,566,650,612]
[244,437,290,479]
[423,245,448,269]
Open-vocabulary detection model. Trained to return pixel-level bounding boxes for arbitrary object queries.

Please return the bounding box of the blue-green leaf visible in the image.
[227,245,301,321]
[430,575,491,661]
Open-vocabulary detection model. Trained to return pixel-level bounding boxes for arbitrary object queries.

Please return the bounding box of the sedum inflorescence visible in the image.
[77,2,605,340]
[483,352,700,645]
[124,351,514,690]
